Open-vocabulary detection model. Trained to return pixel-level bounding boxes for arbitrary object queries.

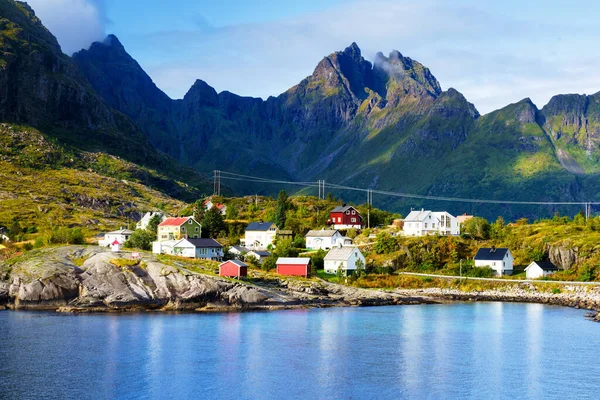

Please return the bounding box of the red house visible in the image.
[328,205,364,230]
[276,257,311,278]
[219,260,248,278]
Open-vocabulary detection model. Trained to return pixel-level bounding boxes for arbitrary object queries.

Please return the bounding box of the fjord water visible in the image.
[0,303,598,400]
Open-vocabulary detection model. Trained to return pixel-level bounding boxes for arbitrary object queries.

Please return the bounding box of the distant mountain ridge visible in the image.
[3,0,600,220]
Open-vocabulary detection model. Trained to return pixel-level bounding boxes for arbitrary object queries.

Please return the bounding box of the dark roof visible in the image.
[474,247,510,261]
[331,205,357,213]
[186,238,223,248]
[250,250,271,257]
[246,222,276,231]
[530,261,559,271]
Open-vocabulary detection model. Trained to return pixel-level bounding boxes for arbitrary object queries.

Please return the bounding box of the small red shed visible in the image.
[219,260,248,278]
[276,257,311,278]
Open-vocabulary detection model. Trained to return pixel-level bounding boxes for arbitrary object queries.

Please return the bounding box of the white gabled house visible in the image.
[305,229,344,250]
[136,212,166,230]
[242,222,278,250]
[153,238,223,260]
[525,261,559,279]
[99,229,134,247]
[324,245,366,276]
[246,250,271,265]
[474,247,513,276]
[403,209,460,236]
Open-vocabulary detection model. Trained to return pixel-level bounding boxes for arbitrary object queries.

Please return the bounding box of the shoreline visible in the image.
[1,246,600,321]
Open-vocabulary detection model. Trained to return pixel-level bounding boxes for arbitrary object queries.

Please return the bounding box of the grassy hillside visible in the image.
[0,124,188,238]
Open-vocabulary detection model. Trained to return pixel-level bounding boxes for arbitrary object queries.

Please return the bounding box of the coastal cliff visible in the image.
[0,246,432,312]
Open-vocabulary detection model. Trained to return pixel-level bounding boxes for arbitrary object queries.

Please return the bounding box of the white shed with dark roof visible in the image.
[525,261,559,279]
[474,247,513,276]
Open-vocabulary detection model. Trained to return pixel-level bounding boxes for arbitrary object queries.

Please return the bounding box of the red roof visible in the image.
[158,217,190,227]
[111,239,121,245]
[215,203,225,210]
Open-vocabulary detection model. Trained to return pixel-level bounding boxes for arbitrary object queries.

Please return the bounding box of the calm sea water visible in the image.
[0,303,598,400]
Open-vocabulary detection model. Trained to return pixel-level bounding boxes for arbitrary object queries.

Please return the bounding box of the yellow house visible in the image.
[157,217,202,241]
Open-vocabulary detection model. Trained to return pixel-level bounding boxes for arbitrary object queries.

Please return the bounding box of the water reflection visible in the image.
[0,303,598,400]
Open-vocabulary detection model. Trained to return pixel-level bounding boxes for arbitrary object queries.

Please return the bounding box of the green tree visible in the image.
[146,214,163,234]
[310,249,326,272]
[275,190,289,228]
[355,258,365,277]
[124,230,155,251]
[374,232,399,254]
[9,220,22,239]
[263,255,277,272]
[201,207,226,238]
[462,217,490,240]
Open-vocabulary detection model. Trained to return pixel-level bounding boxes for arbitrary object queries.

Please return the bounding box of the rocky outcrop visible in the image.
[548,243,579,270]
[0,246,435,312]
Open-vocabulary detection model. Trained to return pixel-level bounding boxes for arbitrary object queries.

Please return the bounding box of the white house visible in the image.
[246,250,271,265]
[525,261,559,279]
[229,245,250,259]
[403,210,460,236]
[172,238,224,260]
[136,212,166,230]
[152,240,177,255]
[204,199,227,216]
[305,229,344,250]
[242,222,278,250]
[99,229,134,247]
[474,247,514,276]
[153,238,223,260]
[323,245,366,276]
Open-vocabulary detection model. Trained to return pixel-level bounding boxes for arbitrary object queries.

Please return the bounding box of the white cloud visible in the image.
[26,0,106,55]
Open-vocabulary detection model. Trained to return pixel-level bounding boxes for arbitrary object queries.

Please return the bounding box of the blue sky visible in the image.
[26,0,600,114]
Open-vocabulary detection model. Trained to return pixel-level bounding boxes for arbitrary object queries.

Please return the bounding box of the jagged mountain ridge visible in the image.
[72,32,600,219]
[4,0,600,219]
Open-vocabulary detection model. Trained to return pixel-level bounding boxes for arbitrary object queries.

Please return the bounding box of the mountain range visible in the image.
[2,0,600,222]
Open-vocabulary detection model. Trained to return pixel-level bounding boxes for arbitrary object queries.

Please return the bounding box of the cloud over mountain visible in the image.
[26,0,107,55]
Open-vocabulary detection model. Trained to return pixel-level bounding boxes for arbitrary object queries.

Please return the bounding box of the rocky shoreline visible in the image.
[0,246,436,313]
[1,246,600,321]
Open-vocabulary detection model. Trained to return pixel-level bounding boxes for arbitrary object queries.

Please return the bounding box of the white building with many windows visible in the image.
[402,210,460,236]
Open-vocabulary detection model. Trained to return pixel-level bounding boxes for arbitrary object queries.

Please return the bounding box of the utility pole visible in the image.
[213,170,221,196]
[367,189,370,229]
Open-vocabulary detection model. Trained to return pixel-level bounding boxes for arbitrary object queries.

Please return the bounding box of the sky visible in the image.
[25,0,600,114]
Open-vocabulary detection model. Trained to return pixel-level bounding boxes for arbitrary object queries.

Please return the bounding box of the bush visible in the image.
[374,232,399,254]
[48,227,85,245]
[21,242,33,251]
[124,229,155,251]
[551,288,561,294]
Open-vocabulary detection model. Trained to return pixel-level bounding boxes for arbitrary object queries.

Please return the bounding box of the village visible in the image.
[94,197,560,282]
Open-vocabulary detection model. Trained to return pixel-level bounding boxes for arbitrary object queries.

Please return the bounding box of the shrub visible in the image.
[551,288,561,294]
[49,227,85,245]
[374,232,399,254]
[124,229,155,251]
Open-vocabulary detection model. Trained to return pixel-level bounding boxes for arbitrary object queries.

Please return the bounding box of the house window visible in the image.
[352,211,356,215]
[351,218,356,223]
[182,227,186,232]
[424,223,428,228]
[189,220,192,225]
[346,211,350,215]
[195,227,199,232]
[338,217,341,223]
[193,235,198,238]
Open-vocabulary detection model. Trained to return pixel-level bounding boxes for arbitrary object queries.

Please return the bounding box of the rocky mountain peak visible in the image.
[183,79,219,106]
[342,42,362,61]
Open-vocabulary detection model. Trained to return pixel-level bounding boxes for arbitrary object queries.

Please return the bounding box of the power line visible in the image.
[216,170,595,207]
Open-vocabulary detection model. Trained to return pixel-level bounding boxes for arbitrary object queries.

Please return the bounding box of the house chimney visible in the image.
[491,246,496,253]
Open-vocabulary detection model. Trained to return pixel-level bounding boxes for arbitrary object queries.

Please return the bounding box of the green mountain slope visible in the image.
[0,0,215,231]
[3,0,599,220]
